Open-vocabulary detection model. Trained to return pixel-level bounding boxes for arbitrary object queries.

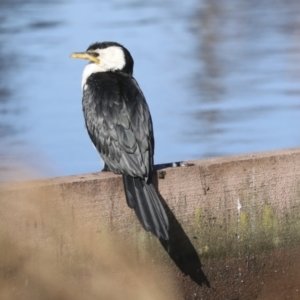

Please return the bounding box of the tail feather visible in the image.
[123,175,169,240]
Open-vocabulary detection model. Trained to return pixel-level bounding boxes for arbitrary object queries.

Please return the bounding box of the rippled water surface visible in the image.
[1,0,300,180]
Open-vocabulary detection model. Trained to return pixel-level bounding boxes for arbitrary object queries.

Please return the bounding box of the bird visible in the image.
[70,41,169,240]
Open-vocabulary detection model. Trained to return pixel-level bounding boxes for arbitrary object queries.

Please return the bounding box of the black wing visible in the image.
[82,72,154,179]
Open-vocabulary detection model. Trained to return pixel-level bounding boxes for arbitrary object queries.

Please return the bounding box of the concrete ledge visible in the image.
[1,148,300,299]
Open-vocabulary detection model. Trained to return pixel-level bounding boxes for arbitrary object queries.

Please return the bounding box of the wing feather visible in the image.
[83,72,153,178]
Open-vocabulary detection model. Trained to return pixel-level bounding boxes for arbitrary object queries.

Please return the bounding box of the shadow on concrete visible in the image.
[159,196,210,287]
[153,164,210,287]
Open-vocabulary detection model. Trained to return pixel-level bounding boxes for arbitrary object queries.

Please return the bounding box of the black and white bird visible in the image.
[70,41,169,240]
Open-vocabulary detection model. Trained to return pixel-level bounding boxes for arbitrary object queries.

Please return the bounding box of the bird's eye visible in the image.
[88,52,99,57]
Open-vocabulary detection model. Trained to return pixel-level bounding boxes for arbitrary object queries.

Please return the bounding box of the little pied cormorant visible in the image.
[70,41,169,240]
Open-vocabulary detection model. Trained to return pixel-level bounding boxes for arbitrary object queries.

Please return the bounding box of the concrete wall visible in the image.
[1,148,300,299]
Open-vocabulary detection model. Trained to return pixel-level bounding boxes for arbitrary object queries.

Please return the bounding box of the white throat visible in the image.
[81,64,102,90]
[81,46,126,90]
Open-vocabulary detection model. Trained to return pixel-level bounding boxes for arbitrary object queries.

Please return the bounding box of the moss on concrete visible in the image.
[190,192,300,260]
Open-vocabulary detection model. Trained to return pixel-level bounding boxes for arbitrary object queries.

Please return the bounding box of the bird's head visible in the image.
[70,41,134,75]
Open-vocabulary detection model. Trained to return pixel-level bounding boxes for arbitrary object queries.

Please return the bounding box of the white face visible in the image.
[81,46,126,90]
[95,46,126,72]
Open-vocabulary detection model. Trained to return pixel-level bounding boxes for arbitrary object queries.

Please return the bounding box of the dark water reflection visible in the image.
[1,0,300,181]
[189,0,300,157]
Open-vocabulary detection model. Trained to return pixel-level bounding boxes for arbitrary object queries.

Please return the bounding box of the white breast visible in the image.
[81,64,102,90]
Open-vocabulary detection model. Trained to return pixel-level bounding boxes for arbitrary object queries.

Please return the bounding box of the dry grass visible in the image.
[0,167,180,300]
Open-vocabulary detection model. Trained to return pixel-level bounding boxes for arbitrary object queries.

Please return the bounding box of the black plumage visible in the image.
[73,42,169,239]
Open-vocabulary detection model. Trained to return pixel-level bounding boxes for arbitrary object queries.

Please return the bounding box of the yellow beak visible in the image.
[70,52,100,63]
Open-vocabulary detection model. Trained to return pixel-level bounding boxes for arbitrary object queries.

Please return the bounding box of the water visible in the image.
[1,0,300,181]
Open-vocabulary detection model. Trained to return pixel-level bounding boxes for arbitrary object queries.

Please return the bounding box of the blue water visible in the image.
[1,0,300,181]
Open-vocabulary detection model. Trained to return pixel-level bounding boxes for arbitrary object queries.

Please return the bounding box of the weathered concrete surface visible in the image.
[1,148,300,299]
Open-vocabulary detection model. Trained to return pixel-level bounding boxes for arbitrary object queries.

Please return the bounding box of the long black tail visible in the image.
[122,175,169,240]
